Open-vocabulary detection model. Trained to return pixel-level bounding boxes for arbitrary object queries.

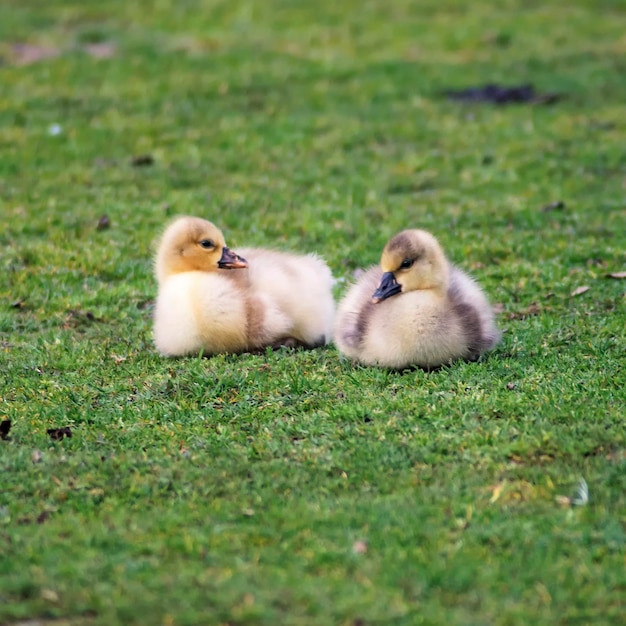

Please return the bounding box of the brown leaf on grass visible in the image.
[570,285,590,296]
[47,426,72,441]
[507,302,541,320]
[11,299,26,309]
[607,271,626,279]
[11,43,61,65]
[0,419,11,441]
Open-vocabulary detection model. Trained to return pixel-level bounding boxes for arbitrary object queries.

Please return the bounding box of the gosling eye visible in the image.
[199,239,215,249]
[399,258,414,270]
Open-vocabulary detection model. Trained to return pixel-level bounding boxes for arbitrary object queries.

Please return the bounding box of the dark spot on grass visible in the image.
[136,299,155,310]
[588,120,616,132]
[582,443,620,458]
[131,154,154,167]
[76,26,112,45]
[36,510,51,524]
[63,309,102,328]
[97,215,111,230]
[443,83,561,105]
[387,179,435,195]
[541,200,566,212]
[11,299,26,309]
[507,302,541,320]
[0,419,11,440]
[47,426,72,441]
[493,32,512,48]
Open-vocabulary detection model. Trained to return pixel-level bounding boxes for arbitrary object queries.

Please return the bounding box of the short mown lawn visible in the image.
[1,1,624,624]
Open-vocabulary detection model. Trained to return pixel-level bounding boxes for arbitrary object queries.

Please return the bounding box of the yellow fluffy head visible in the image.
[155,216,247,283]
[375,229,449,300]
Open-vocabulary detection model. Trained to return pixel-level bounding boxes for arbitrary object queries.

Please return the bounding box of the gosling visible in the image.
[334,229,500,369]
[153,216,335,356]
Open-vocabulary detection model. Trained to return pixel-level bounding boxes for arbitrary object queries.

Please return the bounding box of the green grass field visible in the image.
[1,1,624,624]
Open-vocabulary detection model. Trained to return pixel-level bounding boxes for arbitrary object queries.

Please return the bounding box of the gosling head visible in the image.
[372,229,450,303]
[155,216,247,283]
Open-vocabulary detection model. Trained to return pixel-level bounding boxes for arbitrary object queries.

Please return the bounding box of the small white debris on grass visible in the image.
[572,478,589,506]
[556,478,589,507]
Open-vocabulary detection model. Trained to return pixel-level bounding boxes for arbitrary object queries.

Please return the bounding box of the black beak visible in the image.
[372,271,401,303]
[217,246,248,269]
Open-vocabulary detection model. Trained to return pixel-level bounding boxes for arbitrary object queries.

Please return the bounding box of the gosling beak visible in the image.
[372,271,401,303]
[217,246,248,269]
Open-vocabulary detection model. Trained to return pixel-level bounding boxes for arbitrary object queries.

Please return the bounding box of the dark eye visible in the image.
[400,258,414,269]
[199,239,215,249]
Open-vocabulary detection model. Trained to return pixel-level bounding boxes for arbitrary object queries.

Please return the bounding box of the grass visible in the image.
[1,0,625,624]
